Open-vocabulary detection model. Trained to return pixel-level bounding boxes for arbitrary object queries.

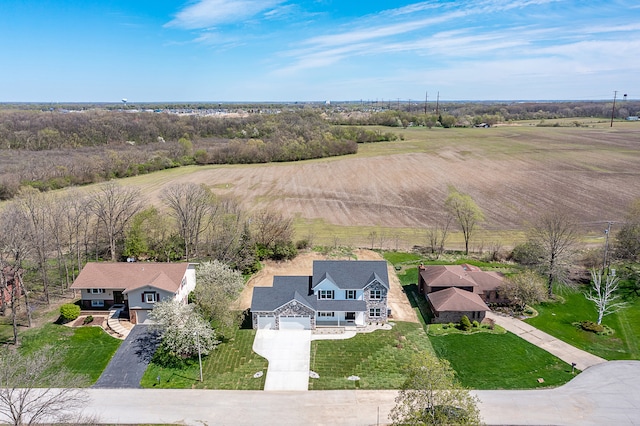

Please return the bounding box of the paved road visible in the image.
[92,325,160,388]
[486,311,607,371]
[76,361,640,425]
[253,329,311,391]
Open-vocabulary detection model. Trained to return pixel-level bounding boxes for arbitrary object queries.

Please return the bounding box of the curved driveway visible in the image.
[77,361,640,425]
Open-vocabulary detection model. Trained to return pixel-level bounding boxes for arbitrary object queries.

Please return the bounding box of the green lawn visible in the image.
[309,321,434,390]
[141,328,268,389]
[18,323,121,386]
[525,285,640,360]
[430,332,576,389]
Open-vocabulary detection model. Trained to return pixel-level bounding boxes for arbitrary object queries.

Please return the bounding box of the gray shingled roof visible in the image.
[311,260,389,290]
[251,276,315,312]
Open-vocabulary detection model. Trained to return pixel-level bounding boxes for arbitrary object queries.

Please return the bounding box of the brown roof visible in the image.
[427,287,490,313]
[70,262,190,294]
[420,265,504,293]
[420,265,477,289]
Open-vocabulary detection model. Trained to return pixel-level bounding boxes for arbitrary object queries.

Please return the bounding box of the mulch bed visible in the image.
[71,315,107,327]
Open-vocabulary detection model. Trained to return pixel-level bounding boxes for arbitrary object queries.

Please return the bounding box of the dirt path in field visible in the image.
[236,249,418,323]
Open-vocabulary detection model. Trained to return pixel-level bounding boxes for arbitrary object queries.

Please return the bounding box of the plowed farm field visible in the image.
[122,121,640,250]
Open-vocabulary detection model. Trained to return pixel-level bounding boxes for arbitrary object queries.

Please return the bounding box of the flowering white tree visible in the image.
[194,260,246,328]
[149,300,219,358]
[585,269,627,325]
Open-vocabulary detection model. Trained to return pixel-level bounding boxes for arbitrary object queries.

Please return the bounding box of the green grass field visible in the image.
[525,284,640,360]
[309,321,434,390]
[430,332,576,389]
[18,323,121,386]
[141,328,268,389]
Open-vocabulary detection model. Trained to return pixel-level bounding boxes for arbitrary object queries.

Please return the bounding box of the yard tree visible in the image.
[444,189,484,255]
[614,198,640,262]
[90,181,144,262]
[193,260,246,330]
[585,269,627,325]
[161,182,215,261]
[149,300,219,359]
[528,209,578,297]
[426,216,452,259]
[389,352,482,426]
[0,347,90,426]
[498,270,547,313]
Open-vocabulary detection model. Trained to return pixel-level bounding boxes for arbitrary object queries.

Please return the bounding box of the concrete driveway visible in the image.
[93,325,160,388]
[253,330,311,391]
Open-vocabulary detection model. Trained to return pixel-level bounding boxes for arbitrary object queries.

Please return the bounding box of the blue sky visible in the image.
[1,0,639,102]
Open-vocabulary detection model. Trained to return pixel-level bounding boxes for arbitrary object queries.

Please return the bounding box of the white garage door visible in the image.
[279,316,311,330]
[257,316,276,330]
[136,309,154,324]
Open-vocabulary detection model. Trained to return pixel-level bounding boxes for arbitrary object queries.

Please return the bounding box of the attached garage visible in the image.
[257,315,277,330]
[279,316,311,330]
[134,309,154,324]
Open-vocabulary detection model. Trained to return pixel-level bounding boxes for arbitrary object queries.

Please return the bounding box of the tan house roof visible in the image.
[70,262,190,294]
[420,264,504,293]
[428,287,490,313]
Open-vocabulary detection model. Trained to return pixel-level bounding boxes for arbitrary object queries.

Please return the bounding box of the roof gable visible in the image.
[428,287,489,312]
[311,260,389,290]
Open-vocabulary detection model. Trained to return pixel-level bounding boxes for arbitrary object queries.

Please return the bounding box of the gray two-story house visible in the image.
[251,260,389,330]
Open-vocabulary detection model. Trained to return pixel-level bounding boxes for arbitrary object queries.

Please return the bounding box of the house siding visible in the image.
[252,301,316,329]
[364,280,388,323]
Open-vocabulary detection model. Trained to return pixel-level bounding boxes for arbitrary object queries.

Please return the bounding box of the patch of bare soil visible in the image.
[69,315,107,328]
[236,249,418,323]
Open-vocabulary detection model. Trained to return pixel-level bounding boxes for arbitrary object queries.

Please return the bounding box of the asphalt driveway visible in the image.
[93,325,160,388]
[252,329,311,391]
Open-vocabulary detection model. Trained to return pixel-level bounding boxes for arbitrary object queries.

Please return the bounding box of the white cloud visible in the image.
[166,0,287,29]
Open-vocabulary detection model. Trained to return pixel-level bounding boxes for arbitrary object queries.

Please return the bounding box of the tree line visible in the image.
[0,181,297,343]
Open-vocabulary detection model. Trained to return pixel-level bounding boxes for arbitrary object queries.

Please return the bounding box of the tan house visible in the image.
[418,264,507,323]
[70,262,196,324]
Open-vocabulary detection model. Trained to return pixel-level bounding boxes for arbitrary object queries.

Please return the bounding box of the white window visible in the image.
[370,289,382,300]
[346,290,356,299]
[318,290,334,300]
[369,308,381,317]
[91,300,104,307]
[318,312,335,317]
[144,293,158,303]
[90,288,106,294]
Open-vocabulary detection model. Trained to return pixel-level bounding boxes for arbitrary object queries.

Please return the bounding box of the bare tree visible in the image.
[529,209,579,297]
[16,188,54,304]
[389,352,481,425]
[251,208,294,249]
[426,216,452,259]
[90,181,144,262]
[0,347,90,425]
[161,183,214,260]
[444,190,484,255]
[585,269,627,325]
[499,270,547,313]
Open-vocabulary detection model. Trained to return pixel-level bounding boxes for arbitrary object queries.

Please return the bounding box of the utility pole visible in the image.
[424,91,428,115]
[435,92,440,116]
[602,221,612,272]
[610,91,618,127]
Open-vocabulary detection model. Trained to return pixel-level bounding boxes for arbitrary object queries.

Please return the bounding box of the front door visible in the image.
[346,312,355,321]
[113,291,124,304]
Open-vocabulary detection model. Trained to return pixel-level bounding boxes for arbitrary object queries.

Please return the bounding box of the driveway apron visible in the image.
[93,325,160,388]
[253,330,311,391]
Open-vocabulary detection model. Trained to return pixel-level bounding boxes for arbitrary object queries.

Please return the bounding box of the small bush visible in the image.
[447,322,455,330]
[578,320,605,334]
[459,315,472,331]
[472,320,480,328]
[59,303,81,323]
[83,315,94,325]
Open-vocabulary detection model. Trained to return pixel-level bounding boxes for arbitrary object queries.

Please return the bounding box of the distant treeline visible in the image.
[0,110,398,200]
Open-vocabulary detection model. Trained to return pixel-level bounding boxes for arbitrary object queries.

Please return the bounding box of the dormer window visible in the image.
[318,290,334,300]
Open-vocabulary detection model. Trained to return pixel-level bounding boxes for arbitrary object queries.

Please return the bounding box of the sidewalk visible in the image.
[486,311,607,371]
